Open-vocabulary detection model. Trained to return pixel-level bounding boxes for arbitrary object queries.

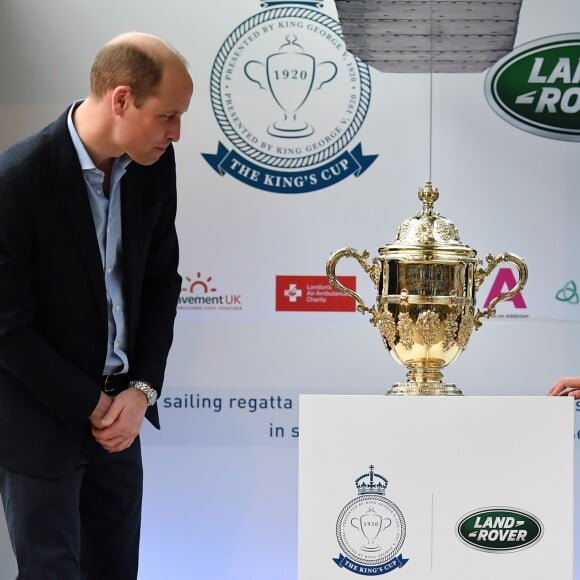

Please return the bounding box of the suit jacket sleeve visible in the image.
[123,145,182,402]
[0,129,103,422]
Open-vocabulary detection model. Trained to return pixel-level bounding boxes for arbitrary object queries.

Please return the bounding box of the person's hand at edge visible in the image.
[548,376,580,398]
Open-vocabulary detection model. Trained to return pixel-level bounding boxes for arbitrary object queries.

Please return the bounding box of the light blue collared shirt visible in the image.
[67,103,131,375]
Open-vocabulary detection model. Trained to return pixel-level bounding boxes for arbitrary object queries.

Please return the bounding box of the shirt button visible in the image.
[107,268,112,274]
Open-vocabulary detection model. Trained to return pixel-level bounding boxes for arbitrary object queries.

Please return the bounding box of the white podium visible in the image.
[298,396,574,580]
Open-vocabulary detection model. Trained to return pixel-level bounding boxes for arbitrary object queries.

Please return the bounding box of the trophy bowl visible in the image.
[326,181,528,395]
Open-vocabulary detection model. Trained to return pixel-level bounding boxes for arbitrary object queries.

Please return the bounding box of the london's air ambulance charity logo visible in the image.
[204,1,376,194]
[334,466,408,576]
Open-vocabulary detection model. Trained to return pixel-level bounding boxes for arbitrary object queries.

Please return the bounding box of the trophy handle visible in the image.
[473,252,528,328]
[326,247,378,315]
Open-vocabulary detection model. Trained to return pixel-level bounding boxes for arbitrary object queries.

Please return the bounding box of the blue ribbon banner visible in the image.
[202,143,378,194]
[333,553,409,576]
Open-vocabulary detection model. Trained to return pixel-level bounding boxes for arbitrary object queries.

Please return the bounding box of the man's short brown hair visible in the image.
[90,41,163,107]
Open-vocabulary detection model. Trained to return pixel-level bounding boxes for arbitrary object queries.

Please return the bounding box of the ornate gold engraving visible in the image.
[416,310,439,346]
[374,309,397,349]
[397,312,414,349]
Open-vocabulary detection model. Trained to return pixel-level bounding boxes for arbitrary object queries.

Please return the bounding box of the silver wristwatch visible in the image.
[129,380,158,406]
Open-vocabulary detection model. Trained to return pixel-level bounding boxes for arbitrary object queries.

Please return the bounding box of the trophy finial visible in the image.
[279,34,304,53]
[393,181,465,246]
[418,180,439,215]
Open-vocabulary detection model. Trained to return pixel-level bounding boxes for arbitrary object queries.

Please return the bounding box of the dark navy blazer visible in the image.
[0,108,181,477]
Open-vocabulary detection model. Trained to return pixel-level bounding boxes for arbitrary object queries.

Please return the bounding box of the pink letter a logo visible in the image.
[483,267,527,309]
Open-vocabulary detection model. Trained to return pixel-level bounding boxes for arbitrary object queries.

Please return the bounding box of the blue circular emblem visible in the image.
[205,6,376,193]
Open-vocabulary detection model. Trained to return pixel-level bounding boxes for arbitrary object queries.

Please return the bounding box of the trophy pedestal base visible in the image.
[386,381,463,396]
[267,121,314,138]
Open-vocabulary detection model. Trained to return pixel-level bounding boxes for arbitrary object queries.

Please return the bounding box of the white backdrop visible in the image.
[0,0,579,578]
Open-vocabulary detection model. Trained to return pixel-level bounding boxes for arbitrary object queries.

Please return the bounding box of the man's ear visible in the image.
[111,86,131,115]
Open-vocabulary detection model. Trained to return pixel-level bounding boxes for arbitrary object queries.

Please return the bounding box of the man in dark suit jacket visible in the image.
[0,32,193,579]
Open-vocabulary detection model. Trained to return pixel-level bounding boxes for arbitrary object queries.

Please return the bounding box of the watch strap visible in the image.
[129,380,158,407]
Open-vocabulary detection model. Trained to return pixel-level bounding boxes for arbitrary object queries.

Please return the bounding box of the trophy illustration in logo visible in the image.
[335,466,408,575]
[326,181,528,396]
[245,34,337,138]
[351,508,392,552]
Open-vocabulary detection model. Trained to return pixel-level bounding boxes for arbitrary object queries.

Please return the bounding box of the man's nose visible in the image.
[167,118,181,143]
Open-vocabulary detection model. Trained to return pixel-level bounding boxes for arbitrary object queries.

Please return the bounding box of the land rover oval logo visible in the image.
[457,508,543,553]
[484,33,580,141]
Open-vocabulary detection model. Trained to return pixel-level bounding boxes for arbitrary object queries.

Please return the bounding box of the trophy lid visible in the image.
[379,180,477,258]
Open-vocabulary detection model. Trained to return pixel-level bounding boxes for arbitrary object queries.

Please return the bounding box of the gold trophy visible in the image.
[326,181,528,396]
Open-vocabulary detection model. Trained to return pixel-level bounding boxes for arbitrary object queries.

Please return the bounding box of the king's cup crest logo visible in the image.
[204,1,376,194]
[334,466,408,576]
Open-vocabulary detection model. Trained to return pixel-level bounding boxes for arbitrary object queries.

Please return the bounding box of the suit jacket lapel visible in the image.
[50,110,108,323]
[121,163,144,350]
